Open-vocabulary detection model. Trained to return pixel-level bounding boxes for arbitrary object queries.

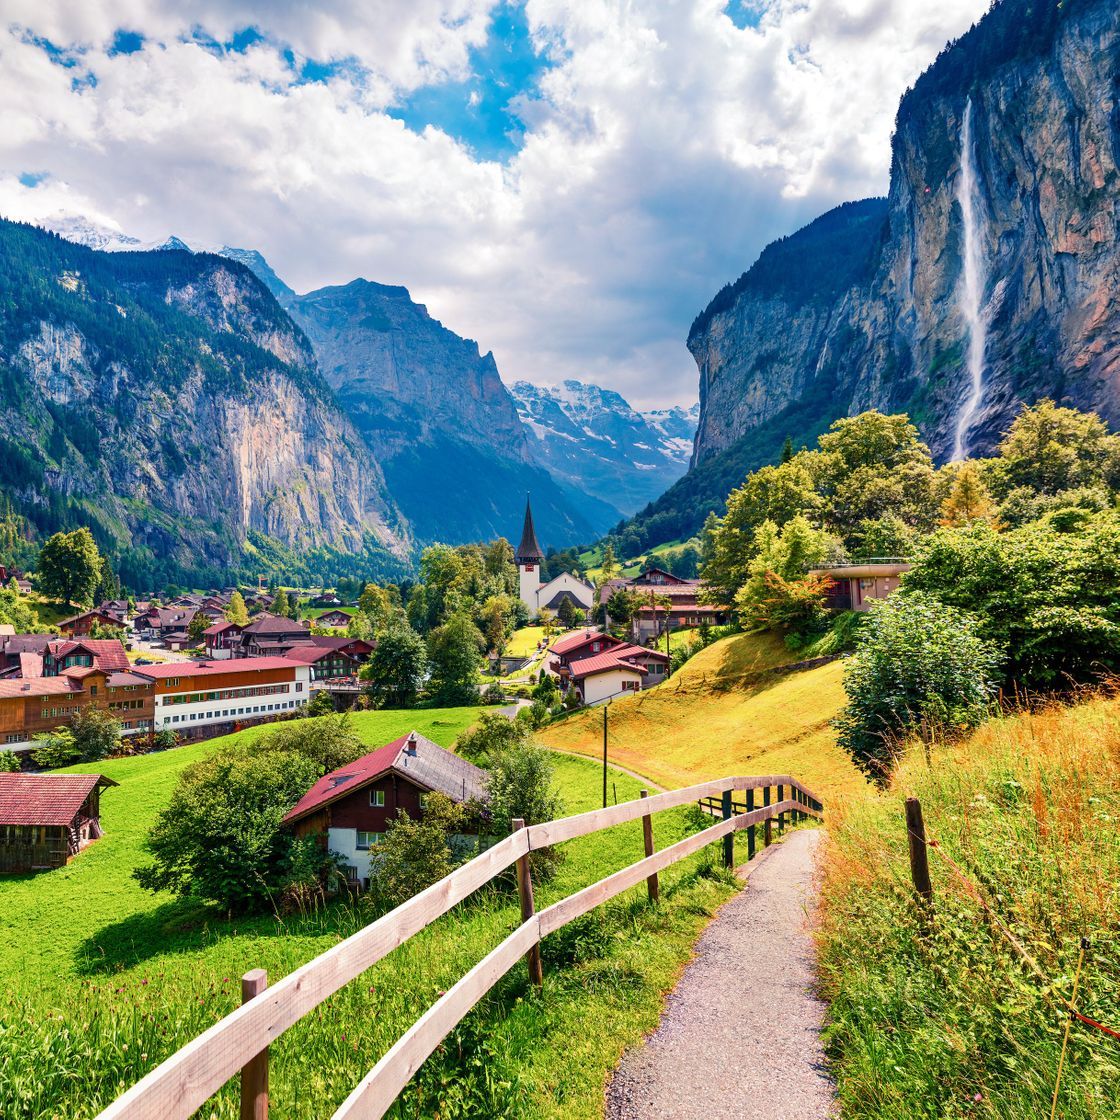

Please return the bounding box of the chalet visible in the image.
[311,593,343,608]
[58,609,126,637]
[281,645,360,681]
[316,609,353,629]
[42,639,130,676]
[283,732,487,887]
[135,606,197,648]
[235,614,313,658]
[0,666,155,752]
[548,629,669,704]
[601,567,729,641]
[202,619,245,660]
[130,657,312,736]
[807,561,911,612]
[0,772,117,872]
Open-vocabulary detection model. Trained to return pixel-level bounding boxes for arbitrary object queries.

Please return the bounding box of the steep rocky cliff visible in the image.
[509,379,697,521]
[0,220,407,587]
[636,0,1120,548]
[282,280,608,546]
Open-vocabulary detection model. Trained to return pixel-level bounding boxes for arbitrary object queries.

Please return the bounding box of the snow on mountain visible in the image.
[508,379,698,521]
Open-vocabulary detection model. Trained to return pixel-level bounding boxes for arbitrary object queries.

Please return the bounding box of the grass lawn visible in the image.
[541,631,869,808]
[1,711,750,1120]
[504,624,547,659]
[27,594,74,628]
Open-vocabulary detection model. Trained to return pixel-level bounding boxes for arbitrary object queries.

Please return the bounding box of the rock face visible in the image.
[509,379,698,520]
[282,280,608,546]
[0,219,407,587]
[690,0,1120,472]
[607,0,1120,552]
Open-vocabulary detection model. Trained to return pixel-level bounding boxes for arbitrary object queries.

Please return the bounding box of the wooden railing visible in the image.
[96,774,823,1120]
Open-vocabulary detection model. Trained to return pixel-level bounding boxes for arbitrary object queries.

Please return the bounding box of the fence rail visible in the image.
[96,774,823,1120]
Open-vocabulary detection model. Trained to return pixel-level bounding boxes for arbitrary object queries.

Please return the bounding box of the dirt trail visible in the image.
[605,829,835,1120]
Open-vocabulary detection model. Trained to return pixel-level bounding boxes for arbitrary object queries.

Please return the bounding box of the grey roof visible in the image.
[394,732,488,804]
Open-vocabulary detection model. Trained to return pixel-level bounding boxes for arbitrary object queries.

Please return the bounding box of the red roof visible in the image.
[567,650,647,681]
[549,630,621,657]
[131,657,303,681]
[0,677,82,699]
[284,739,404,823]
[282,646,356,664]
[52,640,131,672]
[203,620,239,636]
[0,773,117,826]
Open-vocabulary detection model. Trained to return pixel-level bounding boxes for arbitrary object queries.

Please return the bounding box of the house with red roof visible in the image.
[57,609,126,638]
[283,731,487,886]
[202,619,245,660]
[548,629,669,704]
[0,772,118,871]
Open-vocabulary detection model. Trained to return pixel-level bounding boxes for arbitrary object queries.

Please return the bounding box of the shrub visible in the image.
[454,711,530,763]
[482,683,505,705]
[365,793,464,911]
[32,707,121,769]
[151,727,178,751]
[833,592,1000,779]
[485,741,565,878]
[0,750,21,772]
[304,690,337,717]
[260,713,365,774]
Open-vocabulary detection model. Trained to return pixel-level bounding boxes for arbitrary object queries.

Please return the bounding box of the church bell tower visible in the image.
[515,495,545,614]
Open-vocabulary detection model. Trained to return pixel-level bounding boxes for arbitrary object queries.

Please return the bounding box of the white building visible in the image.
[515,497,595,617]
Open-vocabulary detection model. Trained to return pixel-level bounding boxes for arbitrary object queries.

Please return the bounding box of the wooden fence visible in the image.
[96,774,823,1120]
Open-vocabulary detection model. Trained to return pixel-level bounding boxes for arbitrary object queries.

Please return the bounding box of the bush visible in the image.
[833,592,1000,780]
[151,727,178,751]
[454,711,530,763]
[0,750,21,772]
[32,707,121,769]
[482,683,505,705]
[365,793,464,912]
[134,745,323,912]
[485,741,565,878]
[260,714,365,775]
[304,690,336,717]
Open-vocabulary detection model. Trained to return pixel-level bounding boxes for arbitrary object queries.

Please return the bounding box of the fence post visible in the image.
[763,785,772,847]
[777,783,785,836]
[640,790,659,902]
[240,969,269,1120]
[512,818,544,988]
[905,797,933,906]
[746,787,756,860]
[721,789,734,868]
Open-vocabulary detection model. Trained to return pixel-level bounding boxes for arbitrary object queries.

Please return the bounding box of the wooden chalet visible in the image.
[0,772,117,871]
[58,609,126,637]
[600,567,729,641]
[284,732,486,887]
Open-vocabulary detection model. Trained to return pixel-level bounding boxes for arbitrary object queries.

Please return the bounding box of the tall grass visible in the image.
[817,694,1120,1119]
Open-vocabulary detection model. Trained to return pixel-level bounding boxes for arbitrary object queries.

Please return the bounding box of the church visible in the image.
[515,498,596,617]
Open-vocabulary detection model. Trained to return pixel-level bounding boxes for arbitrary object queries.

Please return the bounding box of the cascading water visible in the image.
[951,97,988,462]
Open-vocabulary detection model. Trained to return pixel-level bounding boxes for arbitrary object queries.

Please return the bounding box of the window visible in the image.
[295,682,303,692]
[355,830,383,850]
[369,789,386,807]
[5,734,20,744]
[89,684,98,697]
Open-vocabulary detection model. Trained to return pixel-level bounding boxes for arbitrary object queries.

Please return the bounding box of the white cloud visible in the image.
[0,0,989,408]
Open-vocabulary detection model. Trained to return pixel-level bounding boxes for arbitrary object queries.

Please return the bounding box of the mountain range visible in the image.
[618,0,1120,551]
[1,215,695,585]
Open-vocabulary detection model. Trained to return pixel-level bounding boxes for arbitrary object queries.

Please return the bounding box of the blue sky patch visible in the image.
[724,1,768,30]
[108,30,144,56]
[388,1,552,163]
[18,171,47,188]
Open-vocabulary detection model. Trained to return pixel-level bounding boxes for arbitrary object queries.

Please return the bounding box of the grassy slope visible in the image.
[505,625,547,658]
[541,631,867,806]
[0,708,484,984]
[1,713,745,1120]
[818,697,1120,1120]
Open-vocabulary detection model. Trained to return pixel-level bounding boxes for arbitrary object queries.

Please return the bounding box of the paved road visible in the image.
[605,829,836,1120]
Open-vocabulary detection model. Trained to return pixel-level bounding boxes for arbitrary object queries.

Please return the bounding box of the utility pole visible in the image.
[602,702,608,808]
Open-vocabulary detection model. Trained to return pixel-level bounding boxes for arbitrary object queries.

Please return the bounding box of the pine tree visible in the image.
[781,436,795,464]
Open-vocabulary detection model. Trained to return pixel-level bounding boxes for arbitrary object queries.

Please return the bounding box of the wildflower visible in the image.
[141,1053,148,1061]
[973,1093,983,1102]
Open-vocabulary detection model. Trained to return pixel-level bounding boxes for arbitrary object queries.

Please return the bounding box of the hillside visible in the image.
[620,0,1120,552]
[540,632,868,805]
[0,219,408,588]
[819,691,1120,1117]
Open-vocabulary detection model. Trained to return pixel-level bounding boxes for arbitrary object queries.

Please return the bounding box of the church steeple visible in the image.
[515,495,545,563]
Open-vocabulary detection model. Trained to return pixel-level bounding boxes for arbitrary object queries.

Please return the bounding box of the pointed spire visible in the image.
[515,495,545,563]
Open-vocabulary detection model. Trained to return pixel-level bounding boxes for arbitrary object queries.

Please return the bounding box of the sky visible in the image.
[0,0,991,409]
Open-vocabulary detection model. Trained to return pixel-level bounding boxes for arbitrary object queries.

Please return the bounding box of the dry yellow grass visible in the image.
[541,631,869,807]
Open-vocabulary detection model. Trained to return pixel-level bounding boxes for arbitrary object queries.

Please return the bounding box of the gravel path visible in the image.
[605,829,836,1120]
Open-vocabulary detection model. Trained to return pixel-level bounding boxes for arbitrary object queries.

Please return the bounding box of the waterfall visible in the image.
[951,98,987,462]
